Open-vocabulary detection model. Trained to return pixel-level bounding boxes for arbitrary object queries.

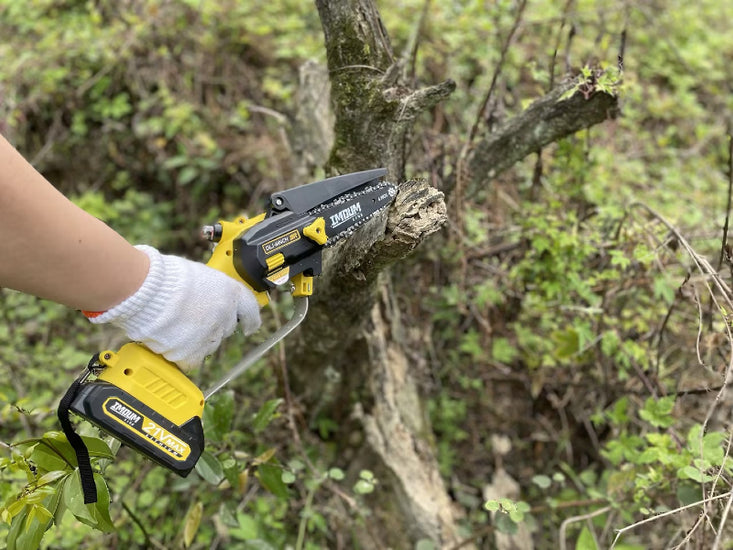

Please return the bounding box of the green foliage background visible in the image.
[2,0,733,548]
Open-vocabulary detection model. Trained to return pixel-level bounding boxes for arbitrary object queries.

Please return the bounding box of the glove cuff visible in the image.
[85,245,166,325]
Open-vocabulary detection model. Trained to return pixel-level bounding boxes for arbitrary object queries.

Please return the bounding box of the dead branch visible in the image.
[466,80,620,189]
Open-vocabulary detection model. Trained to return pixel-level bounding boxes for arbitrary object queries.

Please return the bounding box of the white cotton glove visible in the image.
[86,245,261,371]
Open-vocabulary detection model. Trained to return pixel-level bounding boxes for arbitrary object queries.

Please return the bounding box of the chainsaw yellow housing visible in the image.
[97,343,204,426]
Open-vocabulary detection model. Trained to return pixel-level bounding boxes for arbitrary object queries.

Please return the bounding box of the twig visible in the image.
[531,498,608,515]
[716,120,733,273]
[713,491,733,550]
[675,381,733,398]
[559,506,611,550]
[450,0,526,296]
[405,0,432,82]
[671,513,704,550]
[610,491,733,548]
[328,64,384,75]
[548,0,574,91]
[653,273,688,372]
[121,500,152,548]
[466,0,528,145]
[247,105,289,125]
[631,203,733,431]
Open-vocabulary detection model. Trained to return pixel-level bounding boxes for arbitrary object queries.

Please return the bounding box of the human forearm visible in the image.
[0,134,149,311]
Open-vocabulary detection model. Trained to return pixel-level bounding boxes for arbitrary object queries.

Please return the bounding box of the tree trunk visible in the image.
[284,1,621,547]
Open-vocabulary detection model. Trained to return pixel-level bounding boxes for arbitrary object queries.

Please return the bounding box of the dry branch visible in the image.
[467,79,620,188]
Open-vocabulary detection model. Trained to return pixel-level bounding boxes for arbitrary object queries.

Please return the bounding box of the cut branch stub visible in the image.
[287,179,447,398]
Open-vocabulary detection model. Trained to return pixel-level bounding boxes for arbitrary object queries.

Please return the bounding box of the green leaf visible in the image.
[29,443,73,472]
[494,511,518,535]
[353,479,375,495]
[652,276,676,305]
[328,467,345,481]
[4,497,27,519]
[359,470,375,481]
[35,470,68,487]
[230,512,258,540]
[575,526,599,550]
[607,397,629,426]
[195,451,225,485]
[609,250,631,270]
[25,504,52,531]
[459,329,484,360]
[281,471,296,484]
[62,473,92,524]
[21,486,55,505]
[89,474,114,532]
[221,457,240,491]
[44,474,70,525]
[639,396,675,428]
[551,328,580,359]
[183,502,203,548]
[7,506,28,550]
[531,475,552,489]
[10,504,52,550]
[252,398,284,434]
[499,498,517,512]
[492,338,518,363]
[81,437,115,460]
[29,432,113,472]
[256,463,289,499]
[178,166,198,186]
[678,465,714,483]
[484,500,501,512]
[677,483,702,506]
[62,472,114,532]
[508,508,525,523]
[203,390,235,442]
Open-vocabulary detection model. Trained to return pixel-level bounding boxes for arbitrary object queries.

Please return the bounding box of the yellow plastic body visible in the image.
[97,343,204,425]
[205,215,270,307]
[265,253,286,271]
[291,273,314,297]
[303,217,328,245]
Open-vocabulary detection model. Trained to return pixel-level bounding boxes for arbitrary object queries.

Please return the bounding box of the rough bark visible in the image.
[466,79,620,188]
[315,0,455,182]
[290,60,334,181]
[285,1,621,547]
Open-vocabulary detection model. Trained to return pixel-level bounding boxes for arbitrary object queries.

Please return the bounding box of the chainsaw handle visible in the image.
[205,216,271,307]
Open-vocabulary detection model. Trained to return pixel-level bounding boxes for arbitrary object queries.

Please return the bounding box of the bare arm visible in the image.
[0,134,149,311]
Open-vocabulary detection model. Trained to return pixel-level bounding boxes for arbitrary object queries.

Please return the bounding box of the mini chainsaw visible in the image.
[58,168,396,502]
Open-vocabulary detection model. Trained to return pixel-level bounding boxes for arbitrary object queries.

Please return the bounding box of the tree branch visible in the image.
[467,79,620,188]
